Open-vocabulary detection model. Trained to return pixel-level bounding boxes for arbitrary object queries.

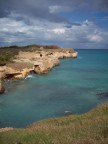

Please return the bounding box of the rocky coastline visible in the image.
[0,47,78,94]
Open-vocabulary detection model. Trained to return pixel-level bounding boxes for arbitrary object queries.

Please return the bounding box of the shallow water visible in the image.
[0,49,108,128]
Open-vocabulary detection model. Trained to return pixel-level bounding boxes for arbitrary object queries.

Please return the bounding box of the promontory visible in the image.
[0,45,78,93]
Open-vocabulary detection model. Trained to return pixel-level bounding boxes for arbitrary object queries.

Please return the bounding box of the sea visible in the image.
[0,49,108,128]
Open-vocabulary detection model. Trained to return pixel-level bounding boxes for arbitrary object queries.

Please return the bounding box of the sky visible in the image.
[0,0,108,49]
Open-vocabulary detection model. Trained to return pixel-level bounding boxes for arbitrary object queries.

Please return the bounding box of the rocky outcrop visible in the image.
[13,68,32,79]
[0,82,5,94]
[34,58,60,74]
[0,48,78,80]
[0,48,78,93]
[0,127,13,132]
[0,72,5,81]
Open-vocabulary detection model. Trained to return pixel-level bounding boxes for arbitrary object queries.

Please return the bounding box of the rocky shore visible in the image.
[0,47,78,94]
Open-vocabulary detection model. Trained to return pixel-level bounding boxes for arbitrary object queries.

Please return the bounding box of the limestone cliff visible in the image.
[0,48,78,83]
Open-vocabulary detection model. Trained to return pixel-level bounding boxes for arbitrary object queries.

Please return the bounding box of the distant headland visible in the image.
[0,44,78,94]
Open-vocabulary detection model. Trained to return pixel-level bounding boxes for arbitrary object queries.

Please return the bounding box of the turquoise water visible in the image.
[0,49,108,128]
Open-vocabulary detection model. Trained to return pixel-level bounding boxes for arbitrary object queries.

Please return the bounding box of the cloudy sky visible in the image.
[0,0,108,48]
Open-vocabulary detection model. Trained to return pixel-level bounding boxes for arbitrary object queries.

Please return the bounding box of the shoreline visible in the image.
[0,102,108,134]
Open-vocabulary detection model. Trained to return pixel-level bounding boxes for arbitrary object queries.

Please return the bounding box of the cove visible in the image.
[0,49,108,128]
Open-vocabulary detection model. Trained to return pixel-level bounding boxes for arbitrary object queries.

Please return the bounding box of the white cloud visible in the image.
[49,6,62,13]
[0,13,108,48]
[52,28,66,34]
[87,35,103,42]
[49,5,72,13]
[0,17,28,33]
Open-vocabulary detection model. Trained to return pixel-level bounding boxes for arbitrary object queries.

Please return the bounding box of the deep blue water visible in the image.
[0,49,108,128]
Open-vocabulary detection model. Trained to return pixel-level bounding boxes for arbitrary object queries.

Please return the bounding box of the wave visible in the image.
[26,74,34,79]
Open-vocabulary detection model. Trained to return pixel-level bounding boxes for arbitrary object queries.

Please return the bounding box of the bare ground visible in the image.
[6,62,33,71]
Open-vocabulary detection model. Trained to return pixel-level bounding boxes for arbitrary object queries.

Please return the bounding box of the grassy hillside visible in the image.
[0,103,108,144]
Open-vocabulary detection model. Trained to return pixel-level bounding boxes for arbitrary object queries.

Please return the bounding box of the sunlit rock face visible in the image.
[0,48,78,80]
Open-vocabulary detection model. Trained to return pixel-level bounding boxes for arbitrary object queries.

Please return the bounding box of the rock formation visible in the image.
[0,48,78,80]
[34,58,60,74]
[0,82,5,94]
[0,127,13,132]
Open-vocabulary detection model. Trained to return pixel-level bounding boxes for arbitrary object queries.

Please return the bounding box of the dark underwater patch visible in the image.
[97,92,108,100]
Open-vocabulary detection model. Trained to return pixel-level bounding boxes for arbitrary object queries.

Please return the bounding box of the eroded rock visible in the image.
[0,48,78,79]
[0,82,5,94]
[33,58,60,74]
